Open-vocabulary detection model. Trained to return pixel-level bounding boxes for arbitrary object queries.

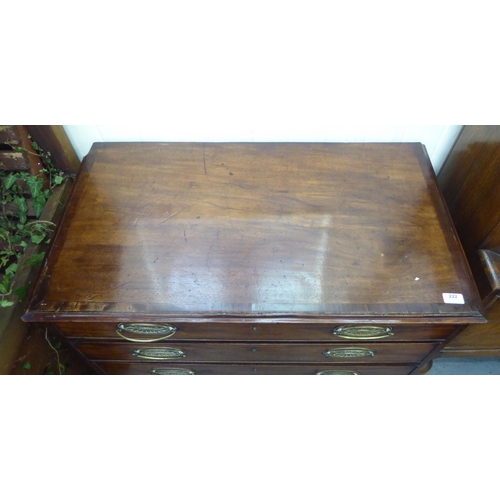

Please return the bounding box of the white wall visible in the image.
[64,125,461,173]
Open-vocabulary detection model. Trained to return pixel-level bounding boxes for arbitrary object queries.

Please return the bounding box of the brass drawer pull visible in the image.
[116,323,177,342]
[150,368,195,375]
[133,348,186,360]
[333,325,393,340]
[317,370,359,375]
[323,347,375,358]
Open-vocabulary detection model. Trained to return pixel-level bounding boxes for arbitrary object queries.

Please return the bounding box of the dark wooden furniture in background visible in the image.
[0,125,91,374]
[438,126,500,357]
[22,142,484,374]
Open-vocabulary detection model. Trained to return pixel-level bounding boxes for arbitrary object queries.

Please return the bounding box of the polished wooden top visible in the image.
[23,142,483,322]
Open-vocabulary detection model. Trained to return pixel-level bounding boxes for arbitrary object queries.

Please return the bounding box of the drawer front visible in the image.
[95,362,416,375]
[57,322,453,342]
[75,341,438,364]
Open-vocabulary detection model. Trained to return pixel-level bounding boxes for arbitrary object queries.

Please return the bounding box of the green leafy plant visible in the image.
[0,137,74,308]
[43,328,66,375]
[19,329,69,375]
[27,135,74,189]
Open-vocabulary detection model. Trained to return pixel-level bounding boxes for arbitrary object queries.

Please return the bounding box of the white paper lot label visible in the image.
[442,293,465,304]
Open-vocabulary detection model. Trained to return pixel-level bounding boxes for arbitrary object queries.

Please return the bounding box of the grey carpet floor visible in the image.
[427,357,500,374]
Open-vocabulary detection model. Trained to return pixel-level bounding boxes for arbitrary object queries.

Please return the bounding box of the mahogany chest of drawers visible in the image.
[22,142,485,374]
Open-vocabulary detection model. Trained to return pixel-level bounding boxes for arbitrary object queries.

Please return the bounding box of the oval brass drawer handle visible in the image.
[150,368,195,375]
[133,348,186,360]
[317,370,359,375]
[323,347,375,358]
[116,323,177,342]
[333,325,393,340]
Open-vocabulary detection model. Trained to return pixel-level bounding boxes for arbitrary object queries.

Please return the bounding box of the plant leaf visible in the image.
[5,262,18,276]
[54,175,64,185]
[13,196,28,224]
[25,252,45,267]
[13,286,28,301]
[33,194,47,218]
[31,232,46,244]
[4,173,17,190]
[0,300,14,308]
[13,195,28,213]
[2,274,11,293]
[10,234,22,244]
[26,176,44,200]
[22,362,31,370]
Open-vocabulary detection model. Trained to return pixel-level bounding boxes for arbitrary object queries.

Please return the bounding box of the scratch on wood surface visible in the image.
[82,281,131,301]
[55,302,65,312]
[160,203,199,223]
[161,210,181,223]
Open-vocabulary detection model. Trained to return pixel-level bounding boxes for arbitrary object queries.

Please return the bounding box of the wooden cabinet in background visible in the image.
[0,125,83,375]
[22,143,484,374]
[438,126,500,357]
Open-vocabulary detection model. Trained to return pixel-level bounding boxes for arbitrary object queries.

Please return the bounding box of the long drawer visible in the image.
[95,362,416,375]
[57,322,454,342]
[75,341,438,364]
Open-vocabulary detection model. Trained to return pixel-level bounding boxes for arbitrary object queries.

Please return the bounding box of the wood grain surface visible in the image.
[24,142,482,322]
[437,126,500,356]
[95,361,415,375]
[75,340,437,364]
[438,125,500,297]
[441,297,500,356]
[54,321,454,341]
